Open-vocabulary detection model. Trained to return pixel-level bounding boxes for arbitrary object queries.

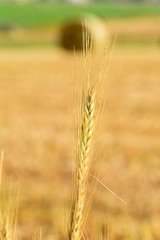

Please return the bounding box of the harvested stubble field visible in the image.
[0,44,160,239]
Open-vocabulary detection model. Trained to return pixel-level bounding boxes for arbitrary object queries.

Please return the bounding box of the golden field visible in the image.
[0,32,160,239]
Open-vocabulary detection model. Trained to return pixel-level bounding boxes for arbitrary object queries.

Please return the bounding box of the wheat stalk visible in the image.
[69,84,96,240]
[0,151,18,240]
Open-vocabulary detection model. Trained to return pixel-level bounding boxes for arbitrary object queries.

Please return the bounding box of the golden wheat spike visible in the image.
[69,85,96,240]
[1,224,10,240]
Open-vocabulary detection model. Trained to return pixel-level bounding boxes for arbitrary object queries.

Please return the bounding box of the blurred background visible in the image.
[0,0,160,239]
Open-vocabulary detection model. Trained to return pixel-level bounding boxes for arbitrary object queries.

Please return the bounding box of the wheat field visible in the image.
[0,43,160,239]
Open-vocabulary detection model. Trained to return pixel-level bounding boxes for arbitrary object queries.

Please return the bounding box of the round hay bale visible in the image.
[60,15,107,52]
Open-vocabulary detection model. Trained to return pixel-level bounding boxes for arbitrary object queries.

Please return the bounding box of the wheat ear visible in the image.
[1,224,10,240]
[69,84,96,240]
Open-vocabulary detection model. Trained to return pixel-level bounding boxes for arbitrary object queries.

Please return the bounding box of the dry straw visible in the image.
[60,15,107,53]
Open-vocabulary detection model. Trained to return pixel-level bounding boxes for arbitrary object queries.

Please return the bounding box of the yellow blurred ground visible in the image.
[0,39,160,239]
